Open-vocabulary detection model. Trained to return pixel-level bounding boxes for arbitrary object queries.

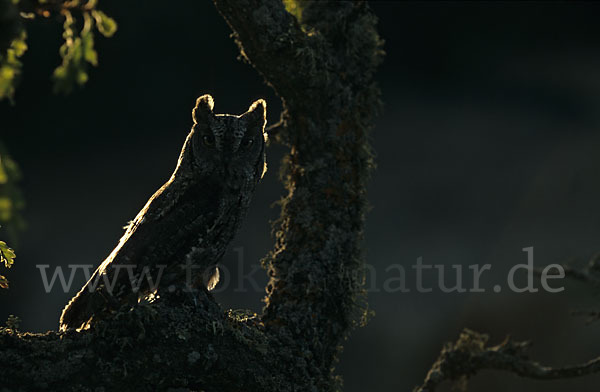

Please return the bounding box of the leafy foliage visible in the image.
[92,10,117,38]
[53,8,117,94]
[0,240,15,289]
[282,0,305,22]
[53,12,96,93]
[0,145,25,242]
[0,0,117,99]
[5,314,20,330]
[0,29,27,102]
[0,146,23,289]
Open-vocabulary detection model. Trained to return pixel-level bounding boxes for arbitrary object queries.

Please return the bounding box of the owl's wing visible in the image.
[204,265,220,291]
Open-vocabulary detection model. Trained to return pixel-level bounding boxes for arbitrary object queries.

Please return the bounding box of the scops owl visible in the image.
[59,94,267,331]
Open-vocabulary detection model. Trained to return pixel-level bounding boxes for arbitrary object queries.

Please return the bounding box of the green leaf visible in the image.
[2,155,20,180]
[0,158,7,184]
[282,0,306,22]
[82,30,98,66]
[0,148,25,244]
[0,240,16,268]
[11,38,27,57]
[0,275,8,289]
[53,13,106,94]
[53,37,90,93]
[92,10,117,37]
[0,30,28,101]
[0,198,12,221]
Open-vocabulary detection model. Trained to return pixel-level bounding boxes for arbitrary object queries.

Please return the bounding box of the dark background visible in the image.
[2,1,600,391]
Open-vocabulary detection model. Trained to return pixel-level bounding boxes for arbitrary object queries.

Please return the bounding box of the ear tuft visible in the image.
[244,99,267,130]
[192,94,215,124]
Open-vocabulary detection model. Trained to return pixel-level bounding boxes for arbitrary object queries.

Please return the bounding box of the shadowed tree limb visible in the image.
[420,253,600,392]
[415,329,600,392]
[533,252,600,288]
[559,252,600,287]
[572,309,600,324]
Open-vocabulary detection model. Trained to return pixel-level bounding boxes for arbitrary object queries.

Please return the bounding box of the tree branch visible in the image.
[214,0,384,371]
[415,329,600,392]
[420,253,600,390]
[534,252,600,288]
[1,292,320,391]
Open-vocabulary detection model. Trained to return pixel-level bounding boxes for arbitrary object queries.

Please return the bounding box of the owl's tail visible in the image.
[59,286,94,332]
[59,268,115,331]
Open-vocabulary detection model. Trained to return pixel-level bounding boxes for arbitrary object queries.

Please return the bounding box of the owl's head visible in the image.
[189,94,267,190]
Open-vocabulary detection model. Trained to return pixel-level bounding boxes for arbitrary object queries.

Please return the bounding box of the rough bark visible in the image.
[0,1,383,391]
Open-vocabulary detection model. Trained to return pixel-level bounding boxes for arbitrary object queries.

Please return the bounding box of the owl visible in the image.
[59,95,267,331]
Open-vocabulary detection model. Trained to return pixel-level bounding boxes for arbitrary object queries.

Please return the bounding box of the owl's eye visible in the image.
[202,135,214,147]
[241,138,254,148]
